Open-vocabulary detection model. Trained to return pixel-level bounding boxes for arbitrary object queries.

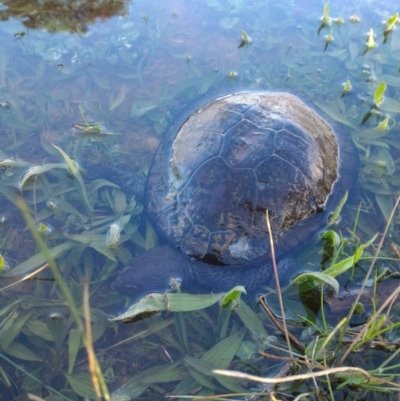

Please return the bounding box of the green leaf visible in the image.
[68,329,82,374]
[0,311,32,349]
[65,373,98,399]
[18,163,65,190]
[386,12,398,31]
[373,82,387,107]
[46,312,67,351]
[220,286,246,307]
[292,272,339,294]
[131,100,157,117]
[321,230,341,248]
[323,234,377,277]
[375,194,393,222]
[53,145,93,221]
[3,242,74,277]
[114,361,184,399]
[26,320,53,341]
[328,191,348,226]
[110,290,244,321]
[314,102,357,128]
[4,341,43,361]
[235,301,272,346]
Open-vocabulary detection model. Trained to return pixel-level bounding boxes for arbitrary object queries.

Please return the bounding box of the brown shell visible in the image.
[145,92,340,265]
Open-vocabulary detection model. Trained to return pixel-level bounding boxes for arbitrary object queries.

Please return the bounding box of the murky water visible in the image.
[1,0,400,399]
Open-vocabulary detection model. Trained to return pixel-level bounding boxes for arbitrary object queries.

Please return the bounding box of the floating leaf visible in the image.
[362,28,377,55]
[324,30,334,51]
[318,2,331,35]
[361,111,372,125]
[384,12,398,44]
[238,30,251,48]
[386,12,398,30]
[341,79,352,97]
[0,254,10,273]
[373,81,386,106]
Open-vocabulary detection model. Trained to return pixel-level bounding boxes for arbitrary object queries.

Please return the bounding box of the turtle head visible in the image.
[111,245,187,298]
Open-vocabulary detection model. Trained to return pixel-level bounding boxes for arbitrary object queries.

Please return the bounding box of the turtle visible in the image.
[112,91,357,298]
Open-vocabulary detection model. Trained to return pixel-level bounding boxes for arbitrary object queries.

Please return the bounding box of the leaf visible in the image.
[86,179,120,195]
[18,163,65,190]
[201,328,247,391]
[321,230,341,248]
[0,311,32,349]
[65,373,98,399]
[379,97,400,113]
[3,242,74,277]
[114,361,184,399]
[220,286,246,308]
[375,194,393,222]
[46,312,67,350]
[26,320,53,342]
[131,100,157,117]
[235,301,272,345]
[68,329,82,374]
[323,234,377,277]
[386,12,398,31]
[184,356,244,392]
[314,102,356,128]
[109,86,128,111]
[4,341,43,361]
[292,272,339,294]
[52,145,93,221]
[110,288,245,321]
[328,191,348,226]
[114,190,127,214]
[348,41,359,60]
[373,82,386,107]
[87,69,111,90]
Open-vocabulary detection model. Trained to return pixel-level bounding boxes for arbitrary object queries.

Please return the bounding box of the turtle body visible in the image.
[146,92,339,266]
[113,92,357,296]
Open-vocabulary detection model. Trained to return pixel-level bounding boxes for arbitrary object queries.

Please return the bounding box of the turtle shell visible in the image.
[145,92,343,265]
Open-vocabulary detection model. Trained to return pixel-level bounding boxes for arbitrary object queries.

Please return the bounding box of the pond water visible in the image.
[1,0,400,400]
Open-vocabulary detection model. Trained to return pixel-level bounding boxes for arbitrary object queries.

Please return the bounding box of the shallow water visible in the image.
[1,0,400,399]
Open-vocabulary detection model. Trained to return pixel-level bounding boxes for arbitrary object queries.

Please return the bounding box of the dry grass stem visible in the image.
[265,210,293,359]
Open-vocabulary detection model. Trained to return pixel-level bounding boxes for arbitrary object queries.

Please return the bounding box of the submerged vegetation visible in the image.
[1,0,400,399]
